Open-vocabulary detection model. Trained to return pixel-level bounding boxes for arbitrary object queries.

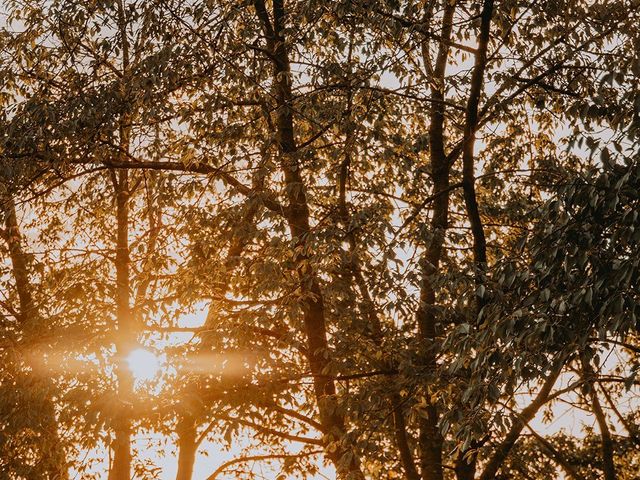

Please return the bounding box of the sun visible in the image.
[126,348,160,383]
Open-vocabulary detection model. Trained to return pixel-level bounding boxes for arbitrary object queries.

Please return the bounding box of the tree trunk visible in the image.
[176,414,198,480]
[337,34,420,478]
[108,169,134,480]
[582,360,617,480]
[109,3,134,476]
[2,192,69,479]
[461,0,493,274]
[416,2,457,479]
[252,0,364,477]
[455,1,494,474]
[454,454,476,480]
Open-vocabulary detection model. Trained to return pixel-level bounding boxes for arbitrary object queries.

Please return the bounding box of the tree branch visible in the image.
[479,359,564,480]
[206,451,323,480]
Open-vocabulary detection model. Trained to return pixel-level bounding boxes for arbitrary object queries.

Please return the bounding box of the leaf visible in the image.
[476,284,486,299]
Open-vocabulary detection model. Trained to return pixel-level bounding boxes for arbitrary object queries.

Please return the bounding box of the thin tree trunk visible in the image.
[252,0,364,477]
[416,2,457,479]
[344,217,419,479]
[337,35,419,479]
[109,3,134,476]
[455,2,494,475]
[347,242,418,478]
[582,360,617,480]
[109,169,134,480]
[461,0,493,274]
[175,183,262,474]
[391,392,421,480]
[344,210,419,479]
[1,192,69,479]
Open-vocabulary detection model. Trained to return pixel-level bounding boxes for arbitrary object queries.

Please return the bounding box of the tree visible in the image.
[1,0,639,479]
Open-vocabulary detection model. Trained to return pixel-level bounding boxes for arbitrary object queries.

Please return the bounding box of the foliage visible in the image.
[0,1,639,479]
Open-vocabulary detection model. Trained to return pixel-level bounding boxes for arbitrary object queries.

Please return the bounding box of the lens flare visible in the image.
[126,348,160,382]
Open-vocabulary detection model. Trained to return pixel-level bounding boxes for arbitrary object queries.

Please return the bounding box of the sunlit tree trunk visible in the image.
[108,169,134,480]
[174,184,261,475]
[336,32,420,478]
[176,414,198,480]
[109,2,135,478]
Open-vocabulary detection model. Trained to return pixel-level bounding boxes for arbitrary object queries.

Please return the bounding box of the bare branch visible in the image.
[206,451,323,480]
